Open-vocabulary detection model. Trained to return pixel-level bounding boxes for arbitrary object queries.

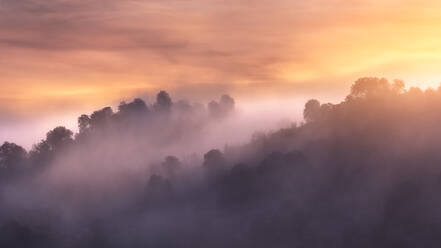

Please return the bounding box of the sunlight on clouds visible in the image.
[2,0,441,119]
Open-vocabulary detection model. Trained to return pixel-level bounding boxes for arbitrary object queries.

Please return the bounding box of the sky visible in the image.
[2,0,441,147]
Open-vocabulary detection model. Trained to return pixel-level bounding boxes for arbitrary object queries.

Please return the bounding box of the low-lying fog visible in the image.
[3,78,441,247]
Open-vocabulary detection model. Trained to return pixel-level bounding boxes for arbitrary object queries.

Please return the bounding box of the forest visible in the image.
[2,77,441,247]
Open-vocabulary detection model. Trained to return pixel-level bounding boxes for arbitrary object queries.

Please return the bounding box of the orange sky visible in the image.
[2,0,441,145]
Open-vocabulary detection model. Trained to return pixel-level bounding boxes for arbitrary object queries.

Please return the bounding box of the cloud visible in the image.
[2,0,441,125]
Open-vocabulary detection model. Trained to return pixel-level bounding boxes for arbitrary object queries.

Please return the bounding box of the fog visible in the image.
[3,77,441,247]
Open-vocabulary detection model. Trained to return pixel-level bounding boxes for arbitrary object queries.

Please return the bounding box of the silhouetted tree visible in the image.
[161,156,182,178]
[28,127,73,170]
[89,107,113,128]
[154,91,172,113]
[303,99,321,123]
[220,94,235,113]
[78,114,91,134]
[208,100,221,118]
[118,98,149,116]
[46,126,73,151]
[203,149,226,176]
[392,79,405,93]
[29,140,51,168]
[208,94,235,118]
[0,142,27,180]
[349,77,390,98]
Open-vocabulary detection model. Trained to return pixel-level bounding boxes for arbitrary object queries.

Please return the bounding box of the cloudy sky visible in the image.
[2,0,441,146]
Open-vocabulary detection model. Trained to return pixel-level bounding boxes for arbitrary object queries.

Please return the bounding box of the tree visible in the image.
[161,156,182,178]
[89,107,113,128]
[0,142,27,180]
[78,114,91,134]
[29,140,51,168]
[29,127,73,170]
[208,101,221,118]
[209,95,235,118]
[203,149,226,176]
[220,94,235,113]
[118,98,149,116]
[349,77,390,99]
[392,79,405,94]
[46,126,74,151]
[303,99,321,123]
[154,91,172,113]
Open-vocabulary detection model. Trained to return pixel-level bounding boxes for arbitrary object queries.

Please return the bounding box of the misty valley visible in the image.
[2,77,441,247]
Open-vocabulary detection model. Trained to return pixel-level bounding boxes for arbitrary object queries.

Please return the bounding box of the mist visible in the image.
[3,78,441,247]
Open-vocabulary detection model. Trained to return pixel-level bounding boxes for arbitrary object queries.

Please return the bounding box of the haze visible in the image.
[3,0,441,146]
[3,1,441,247]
